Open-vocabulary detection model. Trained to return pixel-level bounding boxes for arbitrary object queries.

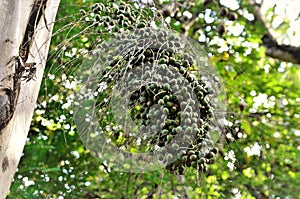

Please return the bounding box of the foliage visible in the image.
[8,0,300,198]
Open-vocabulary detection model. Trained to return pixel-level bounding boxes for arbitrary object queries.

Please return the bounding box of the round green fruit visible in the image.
[171,143,179,150]
[167,135,173,142]
[162,129,169,135]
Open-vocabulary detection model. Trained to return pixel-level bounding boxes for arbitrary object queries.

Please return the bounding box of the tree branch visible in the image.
[147,183,159,198]
[251,1,300,64]
[245,184,269,199]
[261,34,300,64]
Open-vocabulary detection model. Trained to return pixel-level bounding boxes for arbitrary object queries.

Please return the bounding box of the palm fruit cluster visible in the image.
[83,25,221,175]
[81,1,154,34]
[77,1,221,175]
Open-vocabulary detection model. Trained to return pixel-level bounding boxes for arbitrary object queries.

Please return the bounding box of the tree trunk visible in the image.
[0,0,60,198]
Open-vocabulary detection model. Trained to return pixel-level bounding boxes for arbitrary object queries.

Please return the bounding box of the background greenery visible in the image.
[8,0,300,198]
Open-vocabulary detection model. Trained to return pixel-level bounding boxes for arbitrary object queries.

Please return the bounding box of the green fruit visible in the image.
[163,108,169,115]
[162,129,169,135]
[165,119,172,125]
[179,150,186,156]
[198,158,206,164]
[181,87,188,94]
[177,111,182,117]
[188,100,196,106]
[166,154,173,162]
[174,41,181,48]
[179,67,185,74]
[163,76,169,82]
[185,127,193,134]
[167,135,173,142]
[143,71,151,79]
[180,102,187,108]
[158,58,168,64]
[171,128,177,135]
[169,57,176,65]
[172,143,179,150]
[166,102,173,108]
[158,99,164,105]
[171,106,177,113]
[172,85,179,91]
[206,139,214,146]
[158,30,166,38]
[191,117,198,123]
[176,126,183,133]
[185,106,193,113]
[184,118,191,125]
[137,22,146,28]
[168,125,174,131]
[190,154,197,161]
[191,123,198,130]
[187,150,195,155]
[176,78,182,85]
[163,95,170,101]
[151,125,158,131]
[163,83,170,90]
[182,60,190,68]
[192,128,200,134]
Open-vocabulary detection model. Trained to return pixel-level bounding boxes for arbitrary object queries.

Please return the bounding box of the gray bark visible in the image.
[0,0,60,198]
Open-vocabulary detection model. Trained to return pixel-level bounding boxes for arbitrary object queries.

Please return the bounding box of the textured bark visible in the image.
[0,0,60,198]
